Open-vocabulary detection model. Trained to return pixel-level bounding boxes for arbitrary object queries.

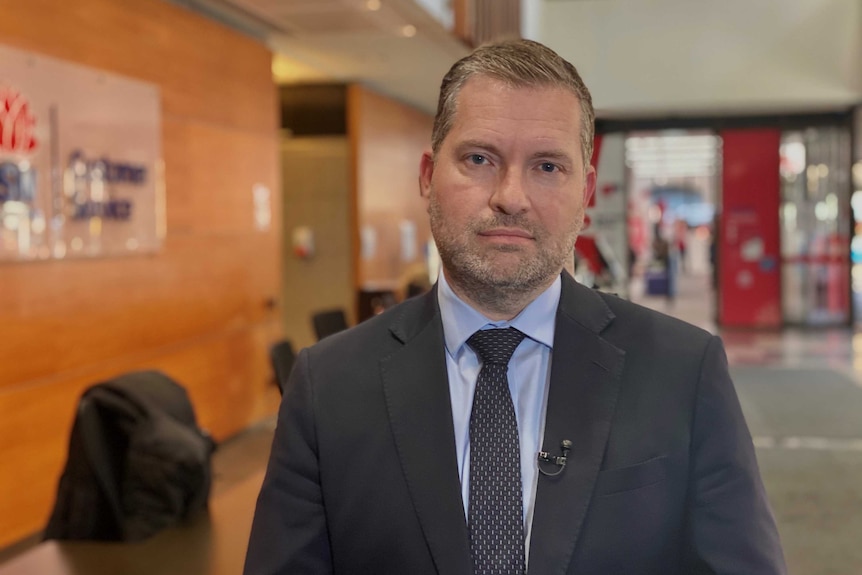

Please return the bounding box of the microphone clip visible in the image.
[537,439,573,477]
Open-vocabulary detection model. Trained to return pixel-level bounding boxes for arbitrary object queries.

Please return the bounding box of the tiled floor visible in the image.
[633,270,862,574]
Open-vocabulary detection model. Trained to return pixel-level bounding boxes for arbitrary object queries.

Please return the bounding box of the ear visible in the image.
[419,151,434,200]
[583,164,597,208]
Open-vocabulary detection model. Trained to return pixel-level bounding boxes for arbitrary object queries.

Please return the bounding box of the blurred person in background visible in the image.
[674,217,688,273]
[652,227,675,304]
[245,39,785,575]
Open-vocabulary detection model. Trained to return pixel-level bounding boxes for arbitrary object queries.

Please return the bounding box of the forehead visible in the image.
[447,76,582,148]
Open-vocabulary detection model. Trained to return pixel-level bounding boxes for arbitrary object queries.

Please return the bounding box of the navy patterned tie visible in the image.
[467,327,527,575]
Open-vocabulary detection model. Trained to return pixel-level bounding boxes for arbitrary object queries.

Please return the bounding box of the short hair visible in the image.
[431,39,595,169]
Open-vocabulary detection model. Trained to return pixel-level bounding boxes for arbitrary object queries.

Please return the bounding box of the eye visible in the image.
[539,162,559,173]
[468,154,488,165]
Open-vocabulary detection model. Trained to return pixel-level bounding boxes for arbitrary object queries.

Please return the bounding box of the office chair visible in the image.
[311,308,349,341]
[269,339,297,396]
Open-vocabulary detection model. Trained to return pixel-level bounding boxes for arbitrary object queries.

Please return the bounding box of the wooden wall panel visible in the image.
[0,0,280,548]
[1,233,279,387]
[348,86,434,291]
[164,118,280,234]
[456,0,521,47]
[0,0,276,132]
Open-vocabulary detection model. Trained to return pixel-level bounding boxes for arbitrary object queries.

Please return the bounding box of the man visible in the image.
[244,39,786,575]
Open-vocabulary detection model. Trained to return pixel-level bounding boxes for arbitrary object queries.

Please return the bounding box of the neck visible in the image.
[442,267,558,322]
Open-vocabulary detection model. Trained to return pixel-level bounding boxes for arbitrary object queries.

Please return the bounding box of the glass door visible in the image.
[779,127,852,326]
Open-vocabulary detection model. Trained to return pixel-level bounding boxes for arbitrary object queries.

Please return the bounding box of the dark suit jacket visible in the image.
[245,273,786,574]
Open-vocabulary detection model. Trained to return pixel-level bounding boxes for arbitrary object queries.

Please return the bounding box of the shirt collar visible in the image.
[437,268,561,357]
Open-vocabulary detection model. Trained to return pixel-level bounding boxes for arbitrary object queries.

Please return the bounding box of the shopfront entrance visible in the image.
[599,110,857,329]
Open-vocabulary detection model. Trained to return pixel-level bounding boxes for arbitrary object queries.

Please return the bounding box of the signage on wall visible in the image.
[0,43,163,262]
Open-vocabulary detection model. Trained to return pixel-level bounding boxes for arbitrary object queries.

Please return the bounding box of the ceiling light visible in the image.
[366,0,381,11]
[401,24,416,37]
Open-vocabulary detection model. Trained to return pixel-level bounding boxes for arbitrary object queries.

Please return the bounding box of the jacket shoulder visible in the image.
[595,290,716,353]
[304,293,437,368]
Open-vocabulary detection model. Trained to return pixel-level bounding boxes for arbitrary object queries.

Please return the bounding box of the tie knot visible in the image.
[467,327,526,366]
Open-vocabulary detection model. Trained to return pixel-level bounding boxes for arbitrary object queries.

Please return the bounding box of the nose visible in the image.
[489,167,529,215]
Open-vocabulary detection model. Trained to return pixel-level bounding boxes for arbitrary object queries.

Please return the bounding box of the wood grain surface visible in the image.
[0,0,280,548]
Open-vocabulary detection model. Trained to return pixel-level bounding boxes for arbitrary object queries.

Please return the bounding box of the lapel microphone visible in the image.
[537,439,572,477]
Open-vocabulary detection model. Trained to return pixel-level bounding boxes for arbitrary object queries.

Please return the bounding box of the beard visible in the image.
[428,186,583,313]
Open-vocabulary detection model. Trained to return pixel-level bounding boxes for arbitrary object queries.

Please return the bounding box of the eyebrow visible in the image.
[453,140,503,157]
[529,150,574,166]
[454,140,574,166]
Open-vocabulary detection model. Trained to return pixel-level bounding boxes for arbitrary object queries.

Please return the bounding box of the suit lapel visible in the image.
[528,276,625,575]
[381,290,473,575]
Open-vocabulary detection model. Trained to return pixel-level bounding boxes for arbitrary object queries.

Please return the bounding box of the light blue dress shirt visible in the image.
[437,270,559,563]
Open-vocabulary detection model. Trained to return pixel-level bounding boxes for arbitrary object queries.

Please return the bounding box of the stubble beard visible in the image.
[428,188,583,316]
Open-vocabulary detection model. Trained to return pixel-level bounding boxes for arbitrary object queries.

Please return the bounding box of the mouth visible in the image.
[478,228,534,240]
[479,228,535,251]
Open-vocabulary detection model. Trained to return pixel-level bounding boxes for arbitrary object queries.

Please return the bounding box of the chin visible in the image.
[481,263,544,285]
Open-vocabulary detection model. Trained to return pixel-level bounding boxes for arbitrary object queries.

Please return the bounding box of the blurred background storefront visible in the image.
[588,113,858,330]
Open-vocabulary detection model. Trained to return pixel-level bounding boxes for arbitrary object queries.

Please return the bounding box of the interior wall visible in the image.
[348,85,434,293]
[280,137,353,350]
[0,0,281,547]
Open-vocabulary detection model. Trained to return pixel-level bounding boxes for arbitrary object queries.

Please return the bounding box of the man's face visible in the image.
[420,75,596,298]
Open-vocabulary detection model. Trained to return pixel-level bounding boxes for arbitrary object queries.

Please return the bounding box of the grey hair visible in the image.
[431,39,595,169]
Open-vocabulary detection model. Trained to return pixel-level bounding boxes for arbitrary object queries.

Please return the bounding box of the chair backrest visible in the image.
[269,340,297,395]
[312,308,349,341]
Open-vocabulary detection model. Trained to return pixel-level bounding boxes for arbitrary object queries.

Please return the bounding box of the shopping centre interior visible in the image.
[2,0,862,573]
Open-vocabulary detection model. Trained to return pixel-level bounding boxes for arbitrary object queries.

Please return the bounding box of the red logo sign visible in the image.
[0,87,38,154]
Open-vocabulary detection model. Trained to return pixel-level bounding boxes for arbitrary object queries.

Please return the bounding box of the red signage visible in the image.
[0,87,37,153]
[1,42,162,262]
[719,129,782,328]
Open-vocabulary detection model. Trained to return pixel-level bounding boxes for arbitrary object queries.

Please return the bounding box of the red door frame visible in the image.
[718,129,782,328]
